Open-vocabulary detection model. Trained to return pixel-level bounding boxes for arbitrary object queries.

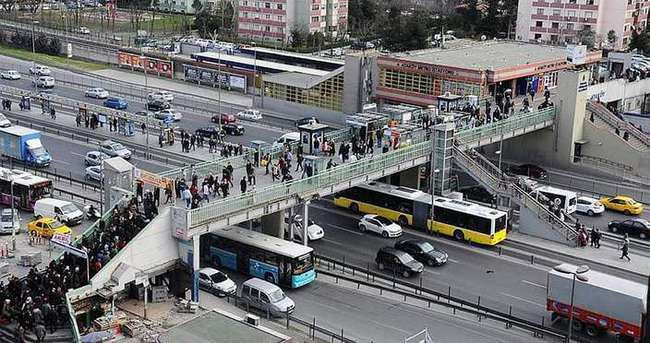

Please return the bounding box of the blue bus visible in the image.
[201,227,315,288]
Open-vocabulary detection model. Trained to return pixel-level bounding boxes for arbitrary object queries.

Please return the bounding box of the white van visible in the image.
[272,132,300,148]
[239,278,295,317]
[532,185,578,214]
[0,209,20,234]
[34,199,84,225]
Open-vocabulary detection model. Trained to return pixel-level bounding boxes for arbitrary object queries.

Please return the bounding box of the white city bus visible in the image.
[532,185,577,214]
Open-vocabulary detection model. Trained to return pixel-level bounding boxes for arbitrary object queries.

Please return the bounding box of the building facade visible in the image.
[516,0,650,49]
[237,0,348,43]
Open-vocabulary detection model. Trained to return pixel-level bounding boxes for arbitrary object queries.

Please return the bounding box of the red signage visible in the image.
[118,51,173,78]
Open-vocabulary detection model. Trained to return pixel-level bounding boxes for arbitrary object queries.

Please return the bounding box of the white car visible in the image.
[237,109,262,121]
[33,76,55,88]
[85,165,103,182]
[198,267,236,296]
[84,150,109,166]
[85,87,109,99]
[147,90,174,103]
[0,70,21,80]
[78,26,90,34]
[158,109,182,121]
[287,219,325,242]
[576,196,605,216]
[0,114,11,128]
[29,65,51,76]
[0,209,20,234]
[358,214,403,238]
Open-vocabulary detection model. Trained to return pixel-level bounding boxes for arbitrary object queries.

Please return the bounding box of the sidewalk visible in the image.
[90,69,253,108]
[508,231,650,277]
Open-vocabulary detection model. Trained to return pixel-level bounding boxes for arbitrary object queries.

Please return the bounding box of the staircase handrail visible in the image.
[586,101,649,147]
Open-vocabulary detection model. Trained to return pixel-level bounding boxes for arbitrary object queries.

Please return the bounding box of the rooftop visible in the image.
[191,52,330,76]
[391,40,572,71]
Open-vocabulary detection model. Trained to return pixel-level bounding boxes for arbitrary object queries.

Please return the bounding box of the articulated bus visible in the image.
[333,181,508,245]
[201,227,316,288]
[0,167,52,211]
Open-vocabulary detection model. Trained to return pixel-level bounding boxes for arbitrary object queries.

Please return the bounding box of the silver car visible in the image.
[84,150,109,166]
[85,165,103,182]
[99,140,131,160]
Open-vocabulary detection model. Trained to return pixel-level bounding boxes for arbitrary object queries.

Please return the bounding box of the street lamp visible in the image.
[429,109,438,233]
[554,264,590,341]
[31,19,39,92]
[141,53,150,159]
[251,41,257,108]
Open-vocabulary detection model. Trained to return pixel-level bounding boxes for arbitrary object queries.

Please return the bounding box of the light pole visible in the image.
[554,264,590,342]
[31,19,38,93]
[141,53,150,159]
[217,41,222,131]
[429,110,438,232]
[251,41,257,108]
[496,133,503,173]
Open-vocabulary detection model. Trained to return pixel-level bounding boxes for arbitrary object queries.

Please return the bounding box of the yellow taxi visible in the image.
[599,195,644,215]
[27,217,72,237]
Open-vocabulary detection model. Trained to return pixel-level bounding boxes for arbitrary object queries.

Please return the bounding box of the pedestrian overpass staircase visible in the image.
[452,145,578,246]
[586,101,649,152]
[180,108,557,239]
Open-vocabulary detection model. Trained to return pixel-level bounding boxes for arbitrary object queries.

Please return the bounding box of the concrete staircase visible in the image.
[586,101,650,152]
[452,145,578,246]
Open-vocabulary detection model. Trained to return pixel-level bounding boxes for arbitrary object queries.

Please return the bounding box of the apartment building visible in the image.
[237,0,348,43]
[516,0,650,49]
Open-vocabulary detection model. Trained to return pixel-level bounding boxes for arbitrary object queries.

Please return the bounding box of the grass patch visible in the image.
[0,44,108,71]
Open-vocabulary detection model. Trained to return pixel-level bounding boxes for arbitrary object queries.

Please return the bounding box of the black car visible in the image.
[459,185,495,204]
[375,247,424,277]
[146,100,171,112]
[295,116,320,127]
[608,219,650,239]
[195,127,220,138]
[394,239,448,266]
[222,123,245,136]
[507,164,547,179]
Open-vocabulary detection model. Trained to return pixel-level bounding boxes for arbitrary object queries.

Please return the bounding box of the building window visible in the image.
[311,16,319,23]
[553,9,561,16]
[586,0,594,4]
[242,0,248,5]
[552,22,559,28]
[265,2,270,8]
[277,3,282,9]
[265,14,270,19]
[537,8,544,15]
[265,25,271,32]
[567,23,574,30]
[550,35,558,42]
[535,33,542,40]
[585,11,592,18]
[277,15,283,21]
[312,4,319,10]
[379,69,435,96]
[536,21,543,27]
[568,10,576,17]
[568,0,576,3]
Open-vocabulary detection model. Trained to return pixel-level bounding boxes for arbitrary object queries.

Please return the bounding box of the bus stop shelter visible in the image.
[345,112,387,142]
[298,123,329,155]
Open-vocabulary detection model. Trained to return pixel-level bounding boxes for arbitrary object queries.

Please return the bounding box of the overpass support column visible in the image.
[261,210,284,238]
[191,235,200,303]
[434,123,455,195]
[394,166,421,189]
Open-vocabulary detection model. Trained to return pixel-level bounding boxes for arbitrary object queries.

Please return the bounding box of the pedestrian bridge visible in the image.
[175,107,557,240]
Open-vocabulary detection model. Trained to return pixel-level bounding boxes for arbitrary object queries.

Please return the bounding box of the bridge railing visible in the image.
[455,108,555,144]
[586,101,649,147]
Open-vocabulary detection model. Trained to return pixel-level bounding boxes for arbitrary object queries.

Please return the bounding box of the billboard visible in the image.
[118,51,173,78]
[183,65,247,92]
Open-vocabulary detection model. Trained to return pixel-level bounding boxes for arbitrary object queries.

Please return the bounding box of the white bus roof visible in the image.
[360,182,507,219]
[0,167,50,187]
[535,185,577,197]
[213,227,313,259]
[0,126,41,136]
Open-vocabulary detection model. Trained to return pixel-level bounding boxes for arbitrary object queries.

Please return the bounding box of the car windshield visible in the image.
[50,220,64,229]
[0,114,7,121]
[112,144,125,150]
[268,289,285,302]
[397,252,415,264]
[418,242,435,253]
[1,213,14,222]
[375,216,393,225]
[31,146,46,155]
[61,204,78,213]
[209,272,227,283]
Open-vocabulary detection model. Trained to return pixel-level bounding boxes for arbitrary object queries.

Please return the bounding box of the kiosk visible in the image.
[298,123,329,155]
[250,140,270,167]
[345,112,386,143]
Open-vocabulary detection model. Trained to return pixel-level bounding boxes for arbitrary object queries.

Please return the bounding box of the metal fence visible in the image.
[455,107,556,145]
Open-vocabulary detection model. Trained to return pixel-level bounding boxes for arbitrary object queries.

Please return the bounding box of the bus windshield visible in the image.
[293,253,313,275]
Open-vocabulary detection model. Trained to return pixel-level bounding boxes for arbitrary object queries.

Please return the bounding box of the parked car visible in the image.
[575,196,605,216]
[146,100,171,112]
[27,217,71,237]
[212,113,236,124]
[34,198,83,225]
[157,109,182,121]
[285,219,325,242]
[99,140,131,160]
[198,267,237,296]
[239,278,295,317]
[29,65,51,76]
[33,76,55,88]
[0,209,20,234]
[103,97,128,110]
[375,247,424,277]
[78,26,90,34]
[608,218,650,239]
[194,127,220,138]
[222,123,245,136]
[85,165,103,182]
[237,109,262,121]
[0,70,21,80]
[394,239,448,266]
[84,87,109,99]
[459,185,495,204]
[147,90,174,103]
[507,164,547,179]
[295,116,320,127]
[358,214,402,238]
[84,150,109,166]
[0,114,10,128]
[600,195,644,215]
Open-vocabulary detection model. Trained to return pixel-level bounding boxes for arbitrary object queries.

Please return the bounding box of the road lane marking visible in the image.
[70,152,85,158]
[320,238,350,248]
[423,269,441,276]
[447,258,459,263]
[499,292,545,308]
[327,223,363,236]
[521,280,546,289]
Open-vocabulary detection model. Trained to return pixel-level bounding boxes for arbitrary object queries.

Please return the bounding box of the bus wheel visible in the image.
[264,273,275,284]
[349,203,359,213]
[585,324,601,337]
[572,320,584,333]
[453,230,464,241]
[397,216,408,226]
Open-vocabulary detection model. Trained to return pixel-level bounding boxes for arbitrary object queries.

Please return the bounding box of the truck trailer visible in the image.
[0,126,51,167]
[547,264,646,341]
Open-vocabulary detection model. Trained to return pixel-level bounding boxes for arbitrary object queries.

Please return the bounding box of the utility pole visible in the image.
[142,53,150,159]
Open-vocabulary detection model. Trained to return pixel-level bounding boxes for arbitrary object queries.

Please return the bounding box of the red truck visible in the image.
[547,264,646,341]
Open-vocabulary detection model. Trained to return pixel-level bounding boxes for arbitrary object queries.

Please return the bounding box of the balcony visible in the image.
[549,15,563,21]
[530,26,548,33]
[580,4,598,10]
[548,27,560,33]
[564,3,579,9]
[564,16,579,22]
[531,14,549,20]
[549,2,564,8]
[532,1,550,7]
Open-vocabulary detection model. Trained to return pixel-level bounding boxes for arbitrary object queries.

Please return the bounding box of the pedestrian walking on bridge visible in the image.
[619,233,631,261]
